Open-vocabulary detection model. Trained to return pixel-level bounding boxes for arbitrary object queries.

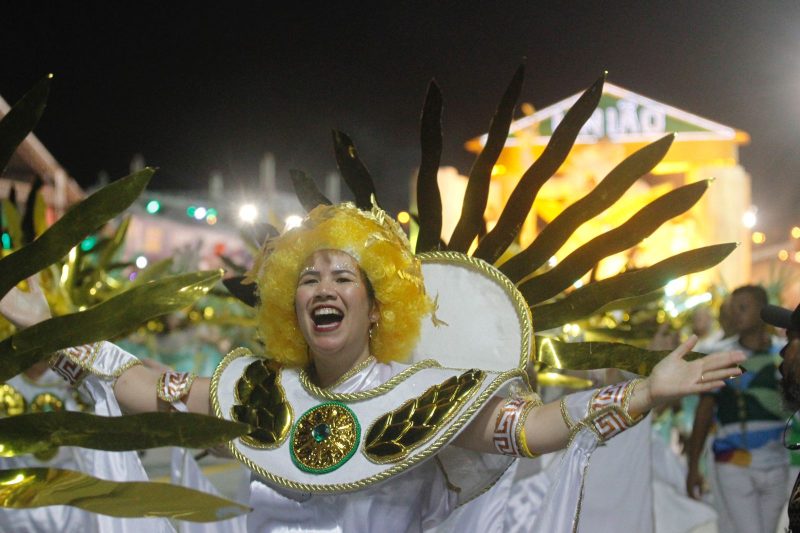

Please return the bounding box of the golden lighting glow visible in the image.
[792,227,800,239]
[794,251,800,263]
[491,164,507,177]
[752,231,766,244]
[203,307,214,319]
[537,337,562,368]
[651,161,690,175]
[1,473,25,486]
[397,211,411,224]
[779,249,790,261]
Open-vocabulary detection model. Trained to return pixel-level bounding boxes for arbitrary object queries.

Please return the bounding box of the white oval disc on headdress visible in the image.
[410,251,533,372]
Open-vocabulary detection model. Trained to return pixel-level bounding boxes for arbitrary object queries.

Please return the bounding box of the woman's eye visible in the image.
[299,278,317,286]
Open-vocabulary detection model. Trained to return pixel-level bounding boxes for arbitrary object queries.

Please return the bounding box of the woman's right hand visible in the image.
[0,276,52,330]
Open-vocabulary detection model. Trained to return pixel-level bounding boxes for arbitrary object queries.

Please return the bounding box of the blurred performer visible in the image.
[686,285,788,533]
[761,300,800,532]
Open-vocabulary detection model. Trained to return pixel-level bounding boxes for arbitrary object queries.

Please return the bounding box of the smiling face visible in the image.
[294,250,378,362]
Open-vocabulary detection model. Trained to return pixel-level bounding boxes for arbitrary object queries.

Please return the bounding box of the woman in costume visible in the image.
[2,202,744,532]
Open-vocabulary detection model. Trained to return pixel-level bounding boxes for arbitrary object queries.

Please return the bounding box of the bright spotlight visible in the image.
[284,215,303,230]
[135,255,148,269]
[742,207,757,229]
[194,207,207,220]
[239,204,258,224]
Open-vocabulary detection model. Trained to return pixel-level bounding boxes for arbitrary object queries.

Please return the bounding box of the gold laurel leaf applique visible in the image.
[231,359,293,449]
[363,369,485,463]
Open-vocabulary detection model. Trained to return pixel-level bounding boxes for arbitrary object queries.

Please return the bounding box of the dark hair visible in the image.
[732,284,769,308]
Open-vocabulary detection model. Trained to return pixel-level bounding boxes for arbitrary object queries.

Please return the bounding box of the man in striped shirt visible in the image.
[686,285,788,533]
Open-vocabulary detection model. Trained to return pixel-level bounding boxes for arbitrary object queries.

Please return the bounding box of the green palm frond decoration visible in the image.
[0,78,239,521]
[0,467,249,522]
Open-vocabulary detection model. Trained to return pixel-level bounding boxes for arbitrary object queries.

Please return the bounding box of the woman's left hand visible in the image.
[645,335,745,407]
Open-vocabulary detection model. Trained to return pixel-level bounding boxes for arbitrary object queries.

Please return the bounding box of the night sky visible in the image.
[3,2,800,238]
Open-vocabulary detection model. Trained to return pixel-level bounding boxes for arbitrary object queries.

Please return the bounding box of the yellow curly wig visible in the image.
[247,203,432,368]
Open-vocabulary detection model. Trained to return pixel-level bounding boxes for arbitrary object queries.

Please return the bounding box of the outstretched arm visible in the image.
[114,365,211,415]
[456,336,743,455]
[1,278,212,415]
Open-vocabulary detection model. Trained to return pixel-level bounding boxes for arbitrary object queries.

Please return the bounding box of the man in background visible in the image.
[760,300,800,531]
[685,285,788,533]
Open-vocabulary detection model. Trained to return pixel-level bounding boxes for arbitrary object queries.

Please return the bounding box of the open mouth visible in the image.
[312,307,344,331]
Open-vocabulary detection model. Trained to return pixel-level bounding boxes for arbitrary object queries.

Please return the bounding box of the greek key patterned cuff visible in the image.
[584,378,645,441]
[157,371,197,412]
[49,341,142,386]
[493,393,542,458]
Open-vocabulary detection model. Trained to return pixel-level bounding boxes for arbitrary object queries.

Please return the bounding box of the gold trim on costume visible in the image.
[297,358,443,402]
[156,371,197,403]
[321,356,376,390]
[210,346,527,494]
[516,398,540,458]
[50,342,142,381]
[416,251,534,372]
[363,369,486,464]
[581,379,645,441]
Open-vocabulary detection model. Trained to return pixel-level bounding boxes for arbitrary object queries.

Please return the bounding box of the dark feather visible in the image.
[448,65,524,252]
[222,276,258,308]
[520,180,710,305]
[290,169,331,212]
[332,130,377,209]
[474,74,605,264]
[415,81,444,253]
[501,134,675,281]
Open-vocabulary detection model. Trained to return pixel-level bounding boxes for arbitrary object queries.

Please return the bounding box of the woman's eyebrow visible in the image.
[298,268,320,277]
[331,267,357,275]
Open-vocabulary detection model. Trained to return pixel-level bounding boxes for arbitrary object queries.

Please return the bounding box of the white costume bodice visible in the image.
[246,359,458,533]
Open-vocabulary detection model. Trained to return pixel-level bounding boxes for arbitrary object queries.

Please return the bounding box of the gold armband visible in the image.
[157,371,197,412]
[584,378,645,441]
[493,393,542,458]
[49,343,102,386]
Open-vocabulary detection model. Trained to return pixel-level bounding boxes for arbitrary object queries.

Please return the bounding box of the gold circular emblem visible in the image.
[30,393,64,413]
[290,402,360,474]
[0,384,26,417]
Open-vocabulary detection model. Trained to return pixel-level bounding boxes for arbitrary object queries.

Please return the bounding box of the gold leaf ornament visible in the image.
[232,359,293,449]
[364,369,485,463]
